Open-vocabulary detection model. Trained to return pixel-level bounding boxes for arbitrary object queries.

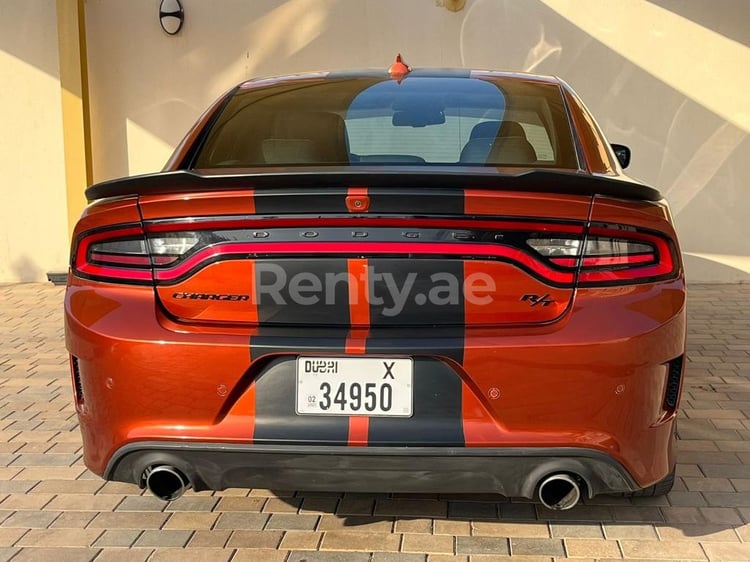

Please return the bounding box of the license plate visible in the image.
[296,357,413,417]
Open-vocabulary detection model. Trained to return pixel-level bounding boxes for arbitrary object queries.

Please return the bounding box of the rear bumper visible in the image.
[106,442,642,499]
[66,278,686,490]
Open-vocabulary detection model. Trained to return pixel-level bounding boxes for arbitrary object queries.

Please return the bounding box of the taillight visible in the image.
[527,225,677,286]
[73,225,152,283]
[149,233,200,257]
[72,218,677,287]
[72,225,201,284]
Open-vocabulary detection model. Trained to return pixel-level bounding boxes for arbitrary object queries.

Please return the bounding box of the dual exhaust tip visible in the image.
[537,473,583,511]
[142,465,583,510]
[143,465,190,502]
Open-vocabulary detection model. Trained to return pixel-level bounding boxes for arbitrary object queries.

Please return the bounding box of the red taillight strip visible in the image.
[76,262,153,282]
[89,252,152,266]
[75,226,144,265]
[577,227,676,283]
[144,217,585,234]
[153,241,575,285]
[550,253,655,268]
[74,225,152,282]
[578,264,673,283]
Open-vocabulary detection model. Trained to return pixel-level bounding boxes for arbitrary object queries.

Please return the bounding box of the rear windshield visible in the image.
[192,75,579,169]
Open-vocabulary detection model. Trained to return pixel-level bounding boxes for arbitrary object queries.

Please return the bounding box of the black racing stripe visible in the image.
[249,327,349,361]
[255,258,350,325]
[367,188,464,214]
[363,327,464,365]
[253,188,348,214]
[252,357,349,445]
[367,358,464,446]
[368,258,465,327]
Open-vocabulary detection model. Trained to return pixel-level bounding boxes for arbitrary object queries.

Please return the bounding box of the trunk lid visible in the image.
[138,186,592,327]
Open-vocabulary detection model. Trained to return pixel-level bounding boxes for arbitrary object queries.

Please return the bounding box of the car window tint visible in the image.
[192,76,579,170]
[518,121,555,162]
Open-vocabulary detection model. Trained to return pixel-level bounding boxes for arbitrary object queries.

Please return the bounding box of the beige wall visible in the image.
[2,0,748,282]
[84,0,750,283]
[0,0,70,282]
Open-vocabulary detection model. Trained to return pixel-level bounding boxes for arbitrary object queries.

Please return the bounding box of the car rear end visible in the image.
[65,68,686,507]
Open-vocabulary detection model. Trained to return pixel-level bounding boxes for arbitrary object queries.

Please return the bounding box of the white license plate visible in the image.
[296,357,413,417]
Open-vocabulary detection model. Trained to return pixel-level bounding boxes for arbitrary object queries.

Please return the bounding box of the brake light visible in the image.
[72,219,677,287]
[72,226,201,284]
[527,226,677,285]
[73,225,150,283]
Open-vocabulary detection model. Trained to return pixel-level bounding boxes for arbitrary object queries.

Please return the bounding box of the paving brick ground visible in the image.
[0,282,749,561]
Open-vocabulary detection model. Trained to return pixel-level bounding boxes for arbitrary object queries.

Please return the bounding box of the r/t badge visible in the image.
[521,294,555,307]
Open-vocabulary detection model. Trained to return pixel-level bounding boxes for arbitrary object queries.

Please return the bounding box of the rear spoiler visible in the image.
[85,168,662,202]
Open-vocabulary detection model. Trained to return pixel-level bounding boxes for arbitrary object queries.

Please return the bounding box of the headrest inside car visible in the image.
[469,120,527,140]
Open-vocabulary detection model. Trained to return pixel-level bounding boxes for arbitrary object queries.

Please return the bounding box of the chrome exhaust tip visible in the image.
[538,473,582,511]
[143,465,189,501]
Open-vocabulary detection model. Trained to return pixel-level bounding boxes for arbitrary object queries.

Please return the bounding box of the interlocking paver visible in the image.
[0,493,54,510]
[148,548,234,562]
[455,536,510,555]
[187,529,231,547]
[473,521,550,537]
[335,495,375,515]
[45,493,123,511]
[213,496,266,512]
[317,514,394,531]
[30,478,102,494]
[213,512,269,530]
[287,552,369,562]
[224,529,283,548]
[300,496,340,514]
[658,524,740,542]
[263,497,302,513]
[93,528,143,547]
[402,533,454,553]
[702,542,750,561]
[618,539,707,560]
[87,511,170,529]
[0,547,19,560]
[1,282,750,559]
[498,502,537,520]
[0,510,60,528]
[10,547,99,562]
[602,523,658,540]
[394,518,432,534]
[433,519,471,536]
[372,554,427,562]
[279,529,322,550]
[133,529,193,547]
[265,512,320,530]
[321,530,401,552]
[232,548,290,562]
[375,498,448,518]
[509,537,565,557]
[564,537,622,558]
[660,506,706,524]
[0,527,27,546]
[162,511,219,529]
[14,528,102,547]
[95,548,152,561]
[114,495,166,511]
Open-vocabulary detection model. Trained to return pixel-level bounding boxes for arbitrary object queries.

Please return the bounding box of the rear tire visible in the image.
[623,468,675,497]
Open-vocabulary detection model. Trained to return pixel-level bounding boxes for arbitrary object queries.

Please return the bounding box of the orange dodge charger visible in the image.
[65,60,686,510]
